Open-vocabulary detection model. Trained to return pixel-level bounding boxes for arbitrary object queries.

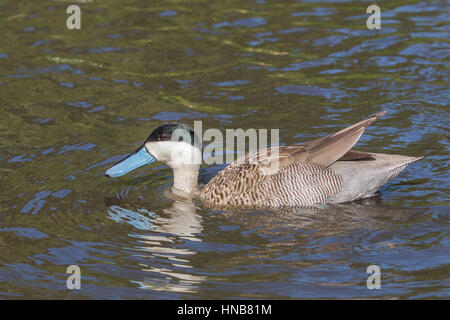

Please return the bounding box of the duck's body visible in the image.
[200,151,419,207]
[106,112,421,208]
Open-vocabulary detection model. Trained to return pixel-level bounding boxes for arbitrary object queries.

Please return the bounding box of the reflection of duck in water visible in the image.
[106,112,421,208]
[158,192,203,240]
[222,199,425,235]
[107,196,205,293]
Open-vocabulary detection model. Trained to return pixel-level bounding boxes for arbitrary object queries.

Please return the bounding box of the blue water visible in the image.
[0,0,448,299]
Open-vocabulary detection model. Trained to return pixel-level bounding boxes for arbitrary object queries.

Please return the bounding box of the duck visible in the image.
[105,111,422,207]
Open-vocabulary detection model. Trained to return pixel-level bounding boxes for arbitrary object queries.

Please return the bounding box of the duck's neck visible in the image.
[171,164,200,195]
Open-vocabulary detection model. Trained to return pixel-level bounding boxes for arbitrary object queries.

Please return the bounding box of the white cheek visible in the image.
[171,143,202,165]
[145,141,201,165]
[145,141,168,161]
[173,149,184,160]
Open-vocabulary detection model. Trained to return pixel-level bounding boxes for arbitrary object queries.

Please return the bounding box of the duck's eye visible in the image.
[179,136,184,142]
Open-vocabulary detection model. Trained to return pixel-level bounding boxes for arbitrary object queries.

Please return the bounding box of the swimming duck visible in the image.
[105,111,421,207]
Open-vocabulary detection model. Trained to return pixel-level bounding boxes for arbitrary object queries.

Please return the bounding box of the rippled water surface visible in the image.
[0,0,449,299]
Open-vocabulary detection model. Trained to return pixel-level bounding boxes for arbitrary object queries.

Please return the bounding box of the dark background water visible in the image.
[0,0,449,299]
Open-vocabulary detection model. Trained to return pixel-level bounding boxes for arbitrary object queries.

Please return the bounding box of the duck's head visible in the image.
[105,123,201,178]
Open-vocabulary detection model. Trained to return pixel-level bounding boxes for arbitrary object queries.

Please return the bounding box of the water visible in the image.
[0,0,449,299]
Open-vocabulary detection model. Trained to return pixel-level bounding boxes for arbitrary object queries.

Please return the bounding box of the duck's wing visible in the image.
[300,111,386,166]
[247,111,386,175]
